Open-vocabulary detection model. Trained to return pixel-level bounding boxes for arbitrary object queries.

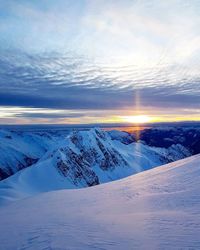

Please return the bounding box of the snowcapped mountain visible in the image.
[139,126,200,154]
[0,154,200,249]
[0,128,191,202]
[0,129,58,179]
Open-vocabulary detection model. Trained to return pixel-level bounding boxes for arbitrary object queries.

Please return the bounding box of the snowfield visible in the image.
[0,154,200,249]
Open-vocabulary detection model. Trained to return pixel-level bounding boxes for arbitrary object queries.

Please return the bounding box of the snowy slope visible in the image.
[0,128,191,202]
[0,129,57,179]
[0,154,200,250]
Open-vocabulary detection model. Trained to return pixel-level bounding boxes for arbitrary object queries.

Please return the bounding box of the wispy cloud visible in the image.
[0,51,200,111]
[0,1,200,123]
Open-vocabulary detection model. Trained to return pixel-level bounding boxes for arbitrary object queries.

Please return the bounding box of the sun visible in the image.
[123,115,152,124]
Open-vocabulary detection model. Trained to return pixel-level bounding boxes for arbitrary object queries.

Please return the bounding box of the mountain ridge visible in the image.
[0,128,191,203]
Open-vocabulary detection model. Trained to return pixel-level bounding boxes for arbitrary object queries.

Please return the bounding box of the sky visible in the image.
[0,0,200,124]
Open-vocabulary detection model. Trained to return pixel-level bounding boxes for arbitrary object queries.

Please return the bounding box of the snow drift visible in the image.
[0,154,200,249]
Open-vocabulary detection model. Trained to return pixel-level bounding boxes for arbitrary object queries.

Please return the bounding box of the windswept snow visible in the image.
[0,155,200,249]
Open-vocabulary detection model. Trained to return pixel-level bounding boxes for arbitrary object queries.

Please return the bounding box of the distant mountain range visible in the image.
[0,127,193,202]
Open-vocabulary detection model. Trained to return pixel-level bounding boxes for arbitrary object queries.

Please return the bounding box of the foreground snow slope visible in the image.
[0,154,200,250]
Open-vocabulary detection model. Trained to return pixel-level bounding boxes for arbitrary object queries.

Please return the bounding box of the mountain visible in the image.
[0,154,200,249]
[0,128,191,201]
[138,126,200,154]
[0,129,57,179]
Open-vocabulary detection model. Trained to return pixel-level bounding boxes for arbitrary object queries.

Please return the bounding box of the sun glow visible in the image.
[123,115,152,124]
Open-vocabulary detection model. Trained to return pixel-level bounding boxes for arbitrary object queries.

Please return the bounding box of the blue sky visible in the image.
[0,0,200,124]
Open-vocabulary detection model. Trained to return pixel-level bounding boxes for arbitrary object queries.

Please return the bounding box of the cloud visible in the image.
[0,51,200,114]
[1,0,200,64]
[0,1,200,123]
[14,112,86,119]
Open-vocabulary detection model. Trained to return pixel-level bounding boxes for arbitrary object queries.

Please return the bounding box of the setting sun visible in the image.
[123,115,152,124]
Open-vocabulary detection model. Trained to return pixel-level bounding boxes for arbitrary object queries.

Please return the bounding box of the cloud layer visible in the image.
[0,51,200,110]
[0,0,200,123]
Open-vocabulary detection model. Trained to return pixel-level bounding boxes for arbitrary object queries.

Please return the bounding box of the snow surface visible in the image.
[0,154,200,249]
